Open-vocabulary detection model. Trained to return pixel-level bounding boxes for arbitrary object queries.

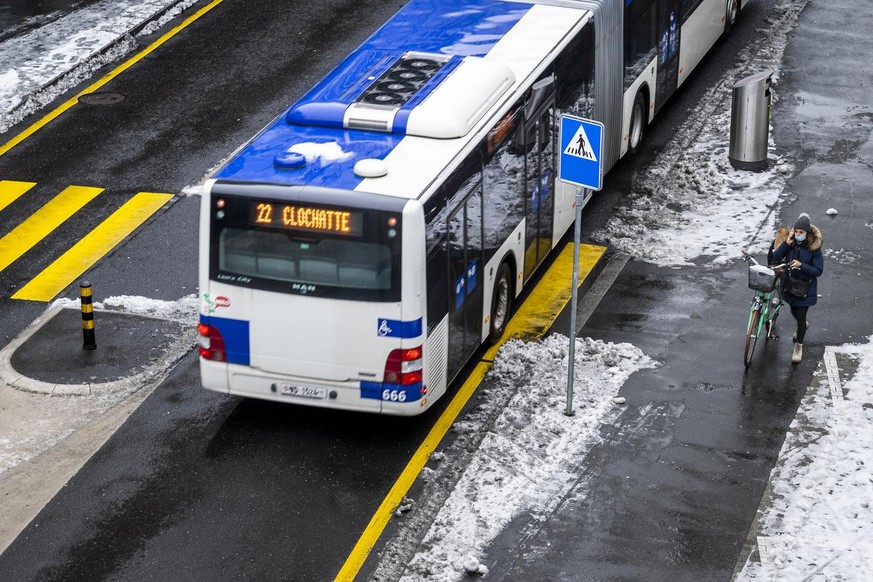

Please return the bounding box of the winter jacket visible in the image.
[771,225,824,307]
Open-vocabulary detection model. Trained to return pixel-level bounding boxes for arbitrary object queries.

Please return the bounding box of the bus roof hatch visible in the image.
[286,53,515,140]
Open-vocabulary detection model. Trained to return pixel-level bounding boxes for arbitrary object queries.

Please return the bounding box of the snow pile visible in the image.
[595,0,810,267]
[736,335,873,581]
[139,0,200,36]
[288,141,355,165]
[51,293,199,323]
[599,134,789,267]
[396,335,655,581]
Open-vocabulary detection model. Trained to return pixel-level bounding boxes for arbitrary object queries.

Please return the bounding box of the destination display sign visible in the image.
[249,202,363,236]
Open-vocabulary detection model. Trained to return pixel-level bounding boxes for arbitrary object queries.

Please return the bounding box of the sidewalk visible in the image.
[0,303,195,554]
[733,345,873,580]
[732,0,873,576]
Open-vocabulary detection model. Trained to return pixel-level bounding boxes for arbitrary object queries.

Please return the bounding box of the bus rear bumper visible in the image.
[200,358,431,414]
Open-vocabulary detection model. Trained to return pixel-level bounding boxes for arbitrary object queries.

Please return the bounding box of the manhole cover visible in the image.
[78,91,125,105]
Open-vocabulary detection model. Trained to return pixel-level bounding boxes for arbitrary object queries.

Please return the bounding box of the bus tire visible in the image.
[628,90,647,156]
[723,0,739,36]
[488,262,513,344]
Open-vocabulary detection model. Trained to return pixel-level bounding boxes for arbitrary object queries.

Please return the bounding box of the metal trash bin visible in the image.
[729,71,773,171]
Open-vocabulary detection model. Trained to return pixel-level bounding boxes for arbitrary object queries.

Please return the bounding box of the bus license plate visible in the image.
[279,383,327,399]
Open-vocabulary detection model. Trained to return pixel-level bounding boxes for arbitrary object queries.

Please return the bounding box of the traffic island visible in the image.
[0,306,194,395]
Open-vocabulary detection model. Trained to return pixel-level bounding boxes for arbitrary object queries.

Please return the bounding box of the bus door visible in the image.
[655,0,681,109]
[522,77,556,282]
[445,183,484,381]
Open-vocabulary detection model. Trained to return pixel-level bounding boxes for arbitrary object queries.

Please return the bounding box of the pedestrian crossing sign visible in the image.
[559,115,603,190]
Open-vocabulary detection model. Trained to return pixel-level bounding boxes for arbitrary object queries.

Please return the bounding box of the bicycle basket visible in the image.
[748,264,776,292]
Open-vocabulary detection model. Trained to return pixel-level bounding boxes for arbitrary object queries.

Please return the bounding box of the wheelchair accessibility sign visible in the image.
[559,115,603,191]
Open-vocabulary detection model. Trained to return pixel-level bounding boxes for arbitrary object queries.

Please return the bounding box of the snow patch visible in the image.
[51,293,198,323]
[288,142,355,166]
[396,335,655,581]
[180,184,203,197]
[0,68,21,107]
[594,0,809,267]
[736,335,873,581]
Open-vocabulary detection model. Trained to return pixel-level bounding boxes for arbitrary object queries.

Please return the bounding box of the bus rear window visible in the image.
[210,195,402,301]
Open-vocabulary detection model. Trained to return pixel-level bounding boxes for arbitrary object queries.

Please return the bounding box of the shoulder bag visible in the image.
[784,269,810,298]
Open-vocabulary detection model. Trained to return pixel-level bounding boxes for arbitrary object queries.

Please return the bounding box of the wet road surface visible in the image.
[5,0,873,580]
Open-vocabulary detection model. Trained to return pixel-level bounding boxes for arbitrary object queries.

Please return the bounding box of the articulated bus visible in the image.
[198,0,746,414]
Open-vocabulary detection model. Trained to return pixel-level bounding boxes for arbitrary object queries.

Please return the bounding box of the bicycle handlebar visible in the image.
[741,250,788,271]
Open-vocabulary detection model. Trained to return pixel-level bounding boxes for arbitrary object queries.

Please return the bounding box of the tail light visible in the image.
[384,345,423,388]
[198,322,227,362]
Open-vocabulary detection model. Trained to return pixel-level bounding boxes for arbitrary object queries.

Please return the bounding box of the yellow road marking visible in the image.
[0,185,103,273]
[0,0,224,159]
[484,243,606,360]
[0,180,36,214]
[334,360,492,582]
[334,243,607,581]
[12,192,172,302]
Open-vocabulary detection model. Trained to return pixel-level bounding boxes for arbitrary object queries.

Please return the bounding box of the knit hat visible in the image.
[794,213,811,232]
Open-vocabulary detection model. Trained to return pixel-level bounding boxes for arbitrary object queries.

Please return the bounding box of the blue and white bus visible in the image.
[198,0,746,414]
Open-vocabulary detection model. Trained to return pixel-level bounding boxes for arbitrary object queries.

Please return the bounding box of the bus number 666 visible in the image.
[382,389,407,402]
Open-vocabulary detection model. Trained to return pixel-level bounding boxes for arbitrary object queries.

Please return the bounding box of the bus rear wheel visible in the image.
[724,0,739,36]
[488,262,513,344]
[628,91,647,156]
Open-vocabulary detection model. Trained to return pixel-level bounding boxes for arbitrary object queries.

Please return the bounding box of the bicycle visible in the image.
[741,251,787,367]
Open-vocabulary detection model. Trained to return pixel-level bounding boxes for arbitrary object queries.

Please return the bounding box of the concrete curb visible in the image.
[0,306,195,396]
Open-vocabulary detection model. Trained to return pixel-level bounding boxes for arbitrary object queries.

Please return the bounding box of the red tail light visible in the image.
[384,345,423,386]
[198,322,227,362]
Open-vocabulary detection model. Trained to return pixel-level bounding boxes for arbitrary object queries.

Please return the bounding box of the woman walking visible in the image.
[771,213,824,363]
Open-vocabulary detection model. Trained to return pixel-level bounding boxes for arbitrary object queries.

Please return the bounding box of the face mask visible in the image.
[795,234,807,243]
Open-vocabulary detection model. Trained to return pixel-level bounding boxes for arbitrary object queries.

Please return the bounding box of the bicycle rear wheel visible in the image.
[744,308,761,367]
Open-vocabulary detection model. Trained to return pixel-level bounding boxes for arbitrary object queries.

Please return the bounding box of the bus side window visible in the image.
[514,123,536,155]
[555,20,595,117]
[539,109,552,153]
[625,0,658,89]
[483,121,525,255]
[426,234,448,333]
[514,75,554,154]
[425,196,448,332]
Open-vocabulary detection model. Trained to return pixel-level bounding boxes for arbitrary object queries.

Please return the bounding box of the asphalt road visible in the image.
[2,353,444,581]
[7,0,866,581]
[0,0,421,579]
[0,0,406,346]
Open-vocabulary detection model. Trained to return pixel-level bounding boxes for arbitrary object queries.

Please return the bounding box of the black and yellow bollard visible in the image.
[80,281,96,350]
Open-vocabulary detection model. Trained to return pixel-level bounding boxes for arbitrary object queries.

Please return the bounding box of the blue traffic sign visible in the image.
[559,115,603,191]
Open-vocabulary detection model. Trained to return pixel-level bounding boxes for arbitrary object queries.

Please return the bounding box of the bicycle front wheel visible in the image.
[744,308,761,367]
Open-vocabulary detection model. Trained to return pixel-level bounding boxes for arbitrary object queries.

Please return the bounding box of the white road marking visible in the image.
[824,346,844,402]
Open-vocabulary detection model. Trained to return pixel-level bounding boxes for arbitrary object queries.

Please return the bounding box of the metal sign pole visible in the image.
[565,187,586,416]
[558,114,602,417]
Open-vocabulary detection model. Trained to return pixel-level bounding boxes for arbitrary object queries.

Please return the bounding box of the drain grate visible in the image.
[78,91,125,106]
